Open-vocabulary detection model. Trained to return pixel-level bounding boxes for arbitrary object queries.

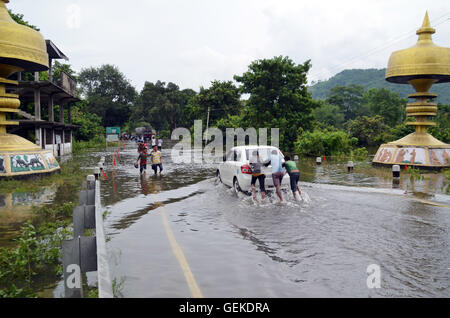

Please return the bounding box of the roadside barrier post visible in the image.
[94,167,100,180]
[393,165,400,178]
[347,161,354,173]
[316,157,322,165]
[392,165,400,188]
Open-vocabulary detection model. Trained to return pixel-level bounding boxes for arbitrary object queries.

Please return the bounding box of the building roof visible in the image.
[46,40,69,61]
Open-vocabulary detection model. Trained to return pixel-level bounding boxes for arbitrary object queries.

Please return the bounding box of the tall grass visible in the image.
[72,135,106,153]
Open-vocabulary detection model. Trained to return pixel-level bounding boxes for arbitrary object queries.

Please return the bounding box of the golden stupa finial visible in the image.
[416,11,435,42]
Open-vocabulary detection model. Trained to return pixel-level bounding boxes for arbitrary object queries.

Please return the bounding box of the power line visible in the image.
[309,13,450,81]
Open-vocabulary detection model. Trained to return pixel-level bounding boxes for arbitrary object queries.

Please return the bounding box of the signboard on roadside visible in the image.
[106,134,119,142]
[106,127,121,135]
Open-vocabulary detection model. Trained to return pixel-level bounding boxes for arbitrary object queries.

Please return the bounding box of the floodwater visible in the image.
[2,141,450,297]
[86,141,450,297]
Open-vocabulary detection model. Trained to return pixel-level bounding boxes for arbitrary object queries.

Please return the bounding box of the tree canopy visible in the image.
[234,56,319,151]
[78,64,137,127]
[8,9,40,31]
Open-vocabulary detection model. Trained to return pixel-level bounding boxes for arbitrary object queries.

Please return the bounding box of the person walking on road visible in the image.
[150,145,163,175]
[158,138,163,151]
[282,156,302,201]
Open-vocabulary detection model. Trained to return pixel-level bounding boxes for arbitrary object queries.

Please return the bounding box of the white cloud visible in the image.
[7,0,450,91]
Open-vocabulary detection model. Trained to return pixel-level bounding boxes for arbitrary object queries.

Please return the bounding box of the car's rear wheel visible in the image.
[216,170,222,184]
[233,177,241,194]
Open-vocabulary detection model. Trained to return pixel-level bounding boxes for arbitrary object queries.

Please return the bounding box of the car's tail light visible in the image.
[241,164,252,174]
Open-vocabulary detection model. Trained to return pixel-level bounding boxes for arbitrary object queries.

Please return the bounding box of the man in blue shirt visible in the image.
[270,149,284,202]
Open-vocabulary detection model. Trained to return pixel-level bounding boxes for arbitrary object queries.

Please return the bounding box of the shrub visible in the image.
[294,129,358,157]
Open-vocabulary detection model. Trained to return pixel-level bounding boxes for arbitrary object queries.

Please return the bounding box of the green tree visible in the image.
[234,56,319,151]
[294,129,359,157]
[362,88,406,126]
[78,64,137,127]
[187,80,242,126]
[8,9,39,31]
[71,101,104,141]
[326,84,366,121]
[130,81,195,132]
[429,103,450,143]
[347,115,391,147]
[52,60,77,81]
[312,100,345,129]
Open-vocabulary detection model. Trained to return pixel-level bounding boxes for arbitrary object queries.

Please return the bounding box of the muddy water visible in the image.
[2,141,450,297]
[87,142,449,297]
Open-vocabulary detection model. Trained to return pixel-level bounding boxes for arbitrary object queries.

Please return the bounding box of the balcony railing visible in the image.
[57,71,77,96]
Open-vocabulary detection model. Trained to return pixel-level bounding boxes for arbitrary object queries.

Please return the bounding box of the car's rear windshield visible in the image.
[245,148,281,162]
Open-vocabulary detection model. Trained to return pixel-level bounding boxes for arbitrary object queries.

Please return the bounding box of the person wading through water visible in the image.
[151,145,163,175]
[264,149,284,202]
[136,146,149,175]
[249,150,270,202]
[283,156,302,201]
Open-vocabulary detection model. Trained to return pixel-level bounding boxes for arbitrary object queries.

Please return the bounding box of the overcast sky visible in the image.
[7,0,450,92]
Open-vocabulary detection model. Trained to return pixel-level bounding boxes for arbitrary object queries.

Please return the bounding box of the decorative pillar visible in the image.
[34,87,41,147]
[0,0,60,178]
[372,12,450,169]
[49,58,53,82]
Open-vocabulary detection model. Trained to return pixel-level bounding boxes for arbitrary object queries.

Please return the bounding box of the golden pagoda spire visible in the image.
[374,12,450,168]
[416,11,435,43]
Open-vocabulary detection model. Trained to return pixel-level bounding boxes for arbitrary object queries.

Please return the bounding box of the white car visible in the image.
[217,145,291,194]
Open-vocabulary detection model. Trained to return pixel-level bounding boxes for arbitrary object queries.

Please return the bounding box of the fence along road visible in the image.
[62,159,113,297]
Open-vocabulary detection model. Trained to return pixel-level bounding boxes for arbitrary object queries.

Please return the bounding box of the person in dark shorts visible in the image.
[157,138,163,151]
[150,146,163,175]
[249,150,269,202]
[283,156,302,201]
[268,149,284,202]
[136,148,148,175]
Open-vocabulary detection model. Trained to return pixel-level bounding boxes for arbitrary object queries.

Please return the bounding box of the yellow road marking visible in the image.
[413,198,450,209]
[160,206,203,298]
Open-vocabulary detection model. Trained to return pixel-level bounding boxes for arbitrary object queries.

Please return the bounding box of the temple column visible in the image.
[34,87,41,147]
[48,95,54,122]
[59,102,64,124]
[68,103,72,124]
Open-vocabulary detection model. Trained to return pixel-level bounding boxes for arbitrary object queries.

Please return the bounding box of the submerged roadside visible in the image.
[0,142,110,297]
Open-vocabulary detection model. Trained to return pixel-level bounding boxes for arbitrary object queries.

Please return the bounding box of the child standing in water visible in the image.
[136,147,149,175]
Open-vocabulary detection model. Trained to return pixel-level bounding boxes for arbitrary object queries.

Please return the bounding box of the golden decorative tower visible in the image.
[0,0,60,177]
[373,12,450,169]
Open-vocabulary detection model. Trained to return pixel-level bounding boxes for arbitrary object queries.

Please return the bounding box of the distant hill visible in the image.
[309,68,450,104]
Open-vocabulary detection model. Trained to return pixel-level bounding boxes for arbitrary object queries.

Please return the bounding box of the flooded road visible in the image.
[2,140,449,297]
[83,141,450,298]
